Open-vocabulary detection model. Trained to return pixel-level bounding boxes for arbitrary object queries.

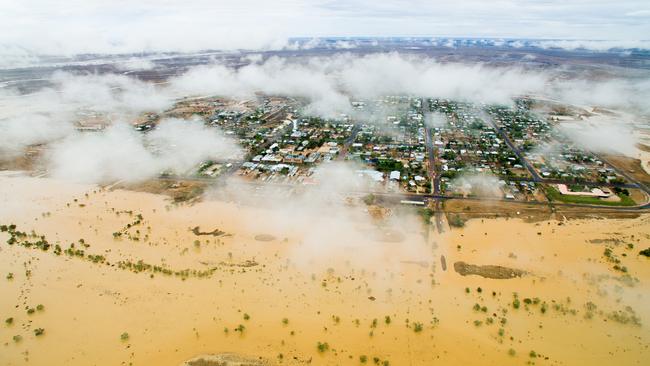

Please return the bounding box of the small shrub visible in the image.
[512,299,520,309]
[413,322,423,332]
[317,341,329,353]
[360,355,368,363]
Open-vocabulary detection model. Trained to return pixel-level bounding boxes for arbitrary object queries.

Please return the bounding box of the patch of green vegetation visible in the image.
[639,248,650,257]
[418,208,434,224]
[120,332,129,341]
[362,194,376,206]
[448,214,465,228]
[545,186,635,206]
[360,355,368,363]
[375,159,403,173]
[317,341,329,353]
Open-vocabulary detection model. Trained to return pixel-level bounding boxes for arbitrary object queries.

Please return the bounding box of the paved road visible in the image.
[156,174,650,211]
[484,116,542,182]
[337,124,361,161]
[421,100,446,232]
[597,155,650,194]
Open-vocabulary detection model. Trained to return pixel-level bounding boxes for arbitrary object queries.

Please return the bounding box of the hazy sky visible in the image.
[1,0,649,55]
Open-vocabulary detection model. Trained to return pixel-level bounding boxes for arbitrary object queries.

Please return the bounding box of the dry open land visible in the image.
[1,174,650,366]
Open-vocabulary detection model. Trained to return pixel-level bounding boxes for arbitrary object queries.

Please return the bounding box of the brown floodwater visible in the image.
[1,175,649,365]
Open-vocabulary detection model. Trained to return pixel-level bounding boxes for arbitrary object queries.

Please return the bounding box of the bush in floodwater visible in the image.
[360,355,368,363]
[317,341,329,353]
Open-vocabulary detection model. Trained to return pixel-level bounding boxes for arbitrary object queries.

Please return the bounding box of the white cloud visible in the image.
[0,113,74,157]
[0,1,649,56]
[48,119,242,184]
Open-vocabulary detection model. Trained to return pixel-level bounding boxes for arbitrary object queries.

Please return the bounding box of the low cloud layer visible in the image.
[170,53,547,117]
[1,1,649,56]
[170,53,650,116]
[558,115,640,157]
[206,161,426,270]
[48,118,242,184]
[1,52,649,179]
[0,113,74,157]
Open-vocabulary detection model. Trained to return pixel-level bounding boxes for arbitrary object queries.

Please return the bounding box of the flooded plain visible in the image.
[1,174,649,365]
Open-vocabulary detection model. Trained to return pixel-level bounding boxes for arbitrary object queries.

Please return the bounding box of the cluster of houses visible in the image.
[429,100,532,196]
[135,94,633,203]
[236,117,354,184]
[346,98,431,193]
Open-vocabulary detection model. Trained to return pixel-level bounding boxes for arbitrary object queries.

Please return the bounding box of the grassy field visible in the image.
[545,186,636,206]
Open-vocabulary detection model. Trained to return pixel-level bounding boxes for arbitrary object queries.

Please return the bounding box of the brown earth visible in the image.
[453,261,527,279]
[602,154,650,185]
[183,353,270,366]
